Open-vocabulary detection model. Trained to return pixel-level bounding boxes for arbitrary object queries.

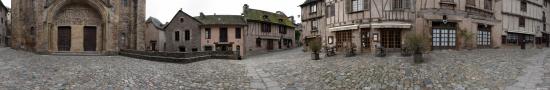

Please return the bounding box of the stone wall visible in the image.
[119,49,239,63]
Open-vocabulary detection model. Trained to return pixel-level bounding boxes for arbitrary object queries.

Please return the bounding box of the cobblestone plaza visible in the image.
[0,47,549,90]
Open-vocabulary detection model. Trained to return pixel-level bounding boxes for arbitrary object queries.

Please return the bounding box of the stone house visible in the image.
[0,1,7,47]
[301,0,504,53]
[144,17,166,51]
[242,4,296,56]
[195,14,247,56]
[163,10,202,53]
[501,0,545,47]
[10,0,146,55]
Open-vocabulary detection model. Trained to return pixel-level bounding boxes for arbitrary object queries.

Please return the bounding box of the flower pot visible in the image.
[311,52,320,60]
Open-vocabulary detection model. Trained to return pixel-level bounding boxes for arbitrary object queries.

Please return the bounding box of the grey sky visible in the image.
[0,0,305,23]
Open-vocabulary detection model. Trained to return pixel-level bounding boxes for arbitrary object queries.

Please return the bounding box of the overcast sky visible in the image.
[0,0,304,23]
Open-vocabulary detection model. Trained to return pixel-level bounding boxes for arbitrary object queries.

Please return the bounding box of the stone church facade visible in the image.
[11,0,146,55]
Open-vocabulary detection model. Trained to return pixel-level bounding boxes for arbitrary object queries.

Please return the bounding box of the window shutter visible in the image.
[364,0,369,11]
[346,0,352,13]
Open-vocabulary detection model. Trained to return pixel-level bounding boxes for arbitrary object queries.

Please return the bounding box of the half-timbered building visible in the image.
[242,4,296,56]
[501,0,545,47]
[301,0,506,53]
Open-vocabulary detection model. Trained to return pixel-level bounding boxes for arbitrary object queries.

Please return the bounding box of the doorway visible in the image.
[84,26,97,51]
[267,39,274,50]
[58,26,71,51]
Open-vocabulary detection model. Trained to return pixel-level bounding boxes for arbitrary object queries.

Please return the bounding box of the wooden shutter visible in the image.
[346,0,352,13]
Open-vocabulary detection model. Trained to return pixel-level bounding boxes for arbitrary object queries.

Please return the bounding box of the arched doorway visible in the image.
[47,1,107,53]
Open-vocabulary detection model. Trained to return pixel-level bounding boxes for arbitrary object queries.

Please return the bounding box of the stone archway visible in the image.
[45,0,110,53]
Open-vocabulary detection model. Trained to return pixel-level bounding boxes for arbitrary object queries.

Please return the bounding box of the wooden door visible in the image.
[84,27,97,51]
[267,40,274,50]
[220,28,228,42]
[58,27,71,51]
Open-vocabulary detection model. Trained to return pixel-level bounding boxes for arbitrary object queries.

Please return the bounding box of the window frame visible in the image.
[519,17,526,27]
[205,28,211,39]
[310,4,317,13]
[520,1,527,12]
[484,0,492,10]
[236,28,242,39]
[351,0,364,12]
[185,30,190,41]
[174,31,180,41]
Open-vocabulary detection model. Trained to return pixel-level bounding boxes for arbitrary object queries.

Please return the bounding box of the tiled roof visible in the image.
[300,0,319,6]
[194,15,247,25]
[243,8,295,27]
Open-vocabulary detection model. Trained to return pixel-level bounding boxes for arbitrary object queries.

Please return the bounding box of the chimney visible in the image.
[289,16,295,24]
[243,4,249,9]
[200,12,205,18]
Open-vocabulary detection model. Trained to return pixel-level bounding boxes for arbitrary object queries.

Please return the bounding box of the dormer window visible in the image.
[263,15,269,21]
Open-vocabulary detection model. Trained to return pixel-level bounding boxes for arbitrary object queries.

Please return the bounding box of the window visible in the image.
[352,0,364,12]
[256,38,262,47]
[180,18,184,22]
[263,15,269,21]
[192,48,198,52]
[467,0,476,6]
[311,20,318,31]
[123,0,128,6]
[205,28,211,39]
[478,26,491,46]
[310,4,317,13]
[393,0,410,10]
[484,0,492,10]
[279,26,287,34]
[262,23,271,32]
[329,5,336,16]
[174,31,180,41]
[236,28,241,39]
[521,1,527,12]
[185,30,190,40]
[519,17,525,27]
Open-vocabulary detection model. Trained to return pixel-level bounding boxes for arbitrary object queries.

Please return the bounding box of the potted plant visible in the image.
[458,29,474,50]
[401,46,412,57]
[404,32,428,63]
[309,39,322,60]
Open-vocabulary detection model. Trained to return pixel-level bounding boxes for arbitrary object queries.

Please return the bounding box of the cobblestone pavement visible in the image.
[537,49,550,90]
[506,49,548,90]
[0,47,548,90]
[243,48,545,90]
[0,48,249,90]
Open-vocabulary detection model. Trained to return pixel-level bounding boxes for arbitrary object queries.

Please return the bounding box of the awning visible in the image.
[328,25,358,32]
[328,21,412,32]
[362,21,412,29]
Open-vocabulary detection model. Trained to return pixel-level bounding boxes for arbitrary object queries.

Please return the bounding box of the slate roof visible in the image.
[243,8,295,27]
[146,17,165,30]
[194,15,247,25]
